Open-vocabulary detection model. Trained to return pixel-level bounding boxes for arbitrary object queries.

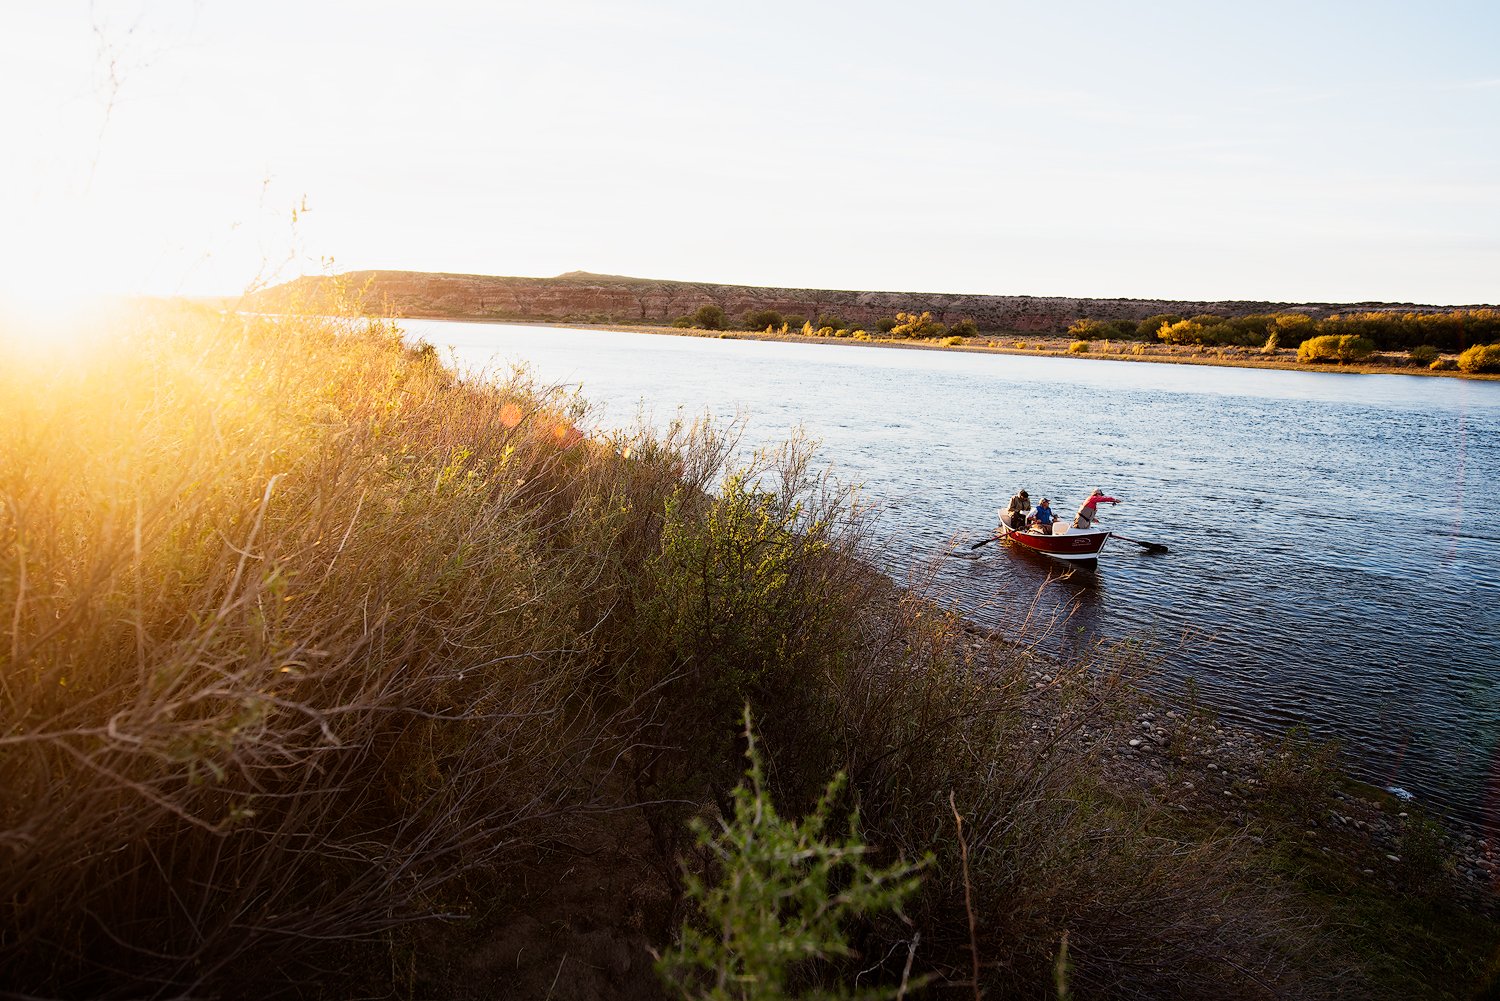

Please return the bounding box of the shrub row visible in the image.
[674,305,983,339]
[1105,309,1500,353]
[659,300,1498,356]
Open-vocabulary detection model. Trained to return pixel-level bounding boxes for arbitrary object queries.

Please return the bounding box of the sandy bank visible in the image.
[414,317,1499,381]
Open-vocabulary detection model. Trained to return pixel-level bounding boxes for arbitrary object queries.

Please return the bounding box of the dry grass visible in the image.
[2,302,1340,999]
[0,303,699,996]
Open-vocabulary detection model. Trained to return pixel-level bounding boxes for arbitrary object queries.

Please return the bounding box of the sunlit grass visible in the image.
[0,300,692,994]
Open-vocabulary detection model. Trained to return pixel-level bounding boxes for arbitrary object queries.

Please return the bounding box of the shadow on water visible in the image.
[936,537,1112,661]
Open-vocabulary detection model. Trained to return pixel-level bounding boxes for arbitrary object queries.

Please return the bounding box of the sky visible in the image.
[3,0,1499,305]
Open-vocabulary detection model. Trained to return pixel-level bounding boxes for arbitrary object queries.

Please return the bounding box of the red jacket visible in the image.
[1078,494,1118,513]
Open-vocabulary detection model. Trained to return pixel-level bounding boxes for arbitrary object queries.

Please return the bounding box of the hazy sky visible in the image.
[4,1,1498,304]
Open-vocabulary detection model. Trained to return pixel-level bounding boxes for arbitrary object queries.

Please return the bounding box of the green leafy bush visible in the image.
[1068,318,1114,340]
[815,314,849,331]
[657,709,925,1001]
[693,304,728,330]
[673,315,693,327]
[637,447,861,807]
[950,318,979,337]
[1135,314,1182,341]
[874,317,898,334]
[1297,333,1375,364]
[743,308,784,331]
[1457,343,1500,373]
[1273,313,1315,344]
[1408,344,1439,366]
[783,314,808,331]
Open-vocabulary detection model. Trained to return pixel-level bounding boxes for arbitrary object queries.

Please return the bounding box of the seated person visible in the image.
[1030,497,1056,535]
[1004,489,1031,529]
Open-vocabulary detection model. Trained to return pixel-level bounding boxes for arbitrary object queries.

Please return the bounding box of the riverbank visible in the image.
[951,612,1500,997]
[434,315,1500,380]
[3,302,1496,999]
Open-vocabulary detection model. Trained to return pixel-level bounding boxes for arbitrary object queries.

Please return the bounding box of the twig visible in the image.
[950,790,982,1001]
[545,952,568,1000]
[897,932,920,1001]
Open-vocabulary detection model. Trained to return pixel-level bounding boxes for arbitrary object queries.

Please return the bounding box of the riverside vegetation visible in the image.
[1,304,1497,999]
[662,305,1500,375]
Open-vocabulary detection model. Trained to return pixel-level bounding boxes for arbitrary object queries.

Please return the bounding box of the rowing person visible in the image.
[1072,488,1119,529]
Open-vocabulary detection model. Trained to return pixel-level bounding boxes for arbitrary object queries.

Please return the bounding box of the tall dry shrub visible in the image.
[619,437,882,883]
[0,304,689,996]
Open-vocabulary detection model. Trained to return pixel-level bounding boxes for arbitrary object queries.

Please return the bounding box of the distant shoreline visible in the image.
[404,314,1500,380]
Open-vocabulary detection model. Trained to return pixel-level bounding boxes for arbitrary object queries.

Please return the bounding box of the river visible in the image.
[407,320,1500,830]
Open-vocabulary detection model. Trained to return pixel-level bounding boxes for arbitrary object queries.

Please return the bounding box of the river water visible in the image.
[409,320,1500,829]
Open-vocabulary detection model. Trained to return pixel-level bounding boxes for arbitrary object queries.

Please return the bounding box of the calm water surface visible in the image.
[410,320,1500,828]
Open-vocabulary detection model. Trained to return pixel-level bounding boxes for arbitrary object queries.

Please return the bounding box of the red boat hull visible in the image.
[997,520,1111,562]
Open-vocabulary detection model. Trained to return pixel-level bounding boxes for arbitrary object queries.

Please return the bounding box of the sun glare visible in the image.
[0,283,126,360]
[0,218,135,359]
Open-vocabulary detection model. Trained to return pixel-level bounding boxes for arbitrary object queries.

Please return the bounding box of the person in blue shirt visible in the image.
[1029,497,1056,535]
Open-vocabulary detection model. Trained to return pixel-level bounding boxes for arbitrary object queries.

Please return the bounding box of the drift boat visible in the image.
[996,511,1112,564]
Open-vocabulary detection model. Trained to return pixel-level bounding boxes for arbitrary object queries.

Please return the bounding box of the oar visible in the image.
[1111,532,1168,554]
[969,534,999,550]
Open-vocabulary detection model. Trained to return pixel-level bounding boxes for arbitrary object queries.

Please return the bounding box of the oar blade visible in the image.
[1113,533,1169,554]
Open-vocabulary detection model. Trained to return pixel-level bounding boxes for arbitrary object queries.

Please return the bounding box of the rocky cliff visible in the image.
[251,270,1472,333]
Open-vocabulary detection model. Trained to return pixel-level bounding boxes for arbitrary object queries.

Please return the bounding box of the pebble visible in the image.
[1386,854,1401,863]
[1128,738,1142,748]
